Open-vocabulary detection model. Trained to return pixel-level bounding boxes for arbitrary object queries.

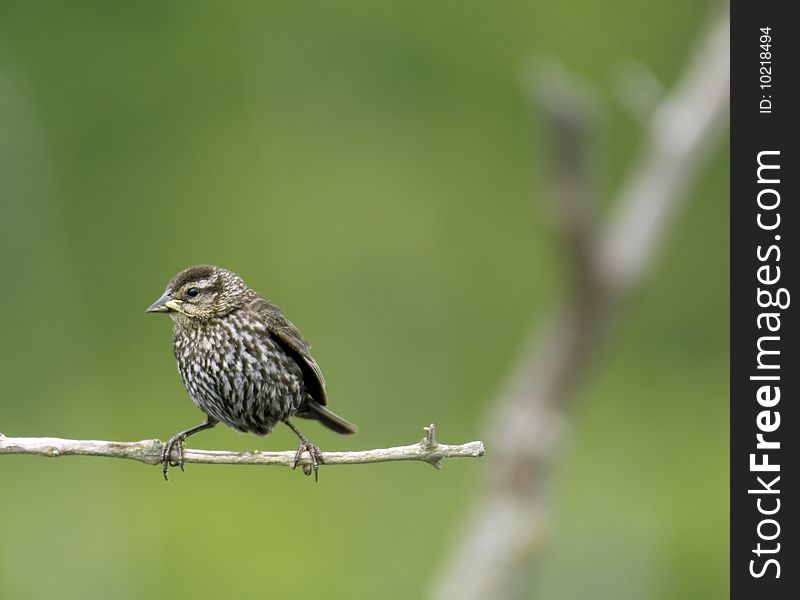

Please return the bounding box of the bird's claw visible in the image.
[161,435,186,480]
[291,440,323,481]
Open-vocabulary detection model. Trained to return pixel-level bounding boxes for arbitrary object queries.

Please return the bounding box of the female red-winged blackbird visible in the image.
[146,264,356,480]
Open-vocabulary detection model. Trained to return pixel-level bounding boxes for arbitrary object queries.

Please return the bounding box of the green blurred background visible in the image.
[0,1,727,598]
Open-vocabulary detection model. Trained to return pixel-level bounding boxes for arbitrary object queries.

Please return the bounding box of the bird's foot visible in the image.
[291,439,324,481]
[161,434,187,480]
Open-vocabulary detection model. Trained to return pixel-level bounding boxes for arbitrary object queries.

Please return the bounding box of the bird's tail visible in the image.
[304,399,358,435]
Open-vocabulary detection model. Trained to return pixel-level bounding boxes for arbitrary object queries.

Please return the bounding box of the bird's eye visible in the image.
[186,287,200,298]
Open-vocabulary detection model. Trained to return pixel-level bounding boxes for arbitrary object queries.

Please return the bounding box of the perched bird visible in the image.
[146,264,356,480]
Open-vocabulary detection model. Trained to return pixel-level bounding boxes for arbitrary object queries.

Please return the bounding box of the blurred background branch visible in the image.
[430,6,729,600]
[0,425,484,470]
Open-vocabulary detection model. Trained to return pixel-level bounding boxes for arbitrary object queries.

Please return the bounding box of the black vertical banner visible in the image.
[731,1,799,598]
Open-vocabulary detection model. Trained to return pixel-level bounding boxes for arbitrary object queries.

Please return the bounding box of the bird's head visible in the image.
[146,264,251,323]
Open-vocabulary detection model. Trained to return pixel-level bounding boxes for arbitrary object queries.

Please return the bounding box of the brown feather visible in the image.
[249,296,328,406]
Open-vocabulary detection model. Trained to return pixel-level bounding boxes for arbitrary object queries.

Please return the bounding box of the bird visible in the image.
[146,264,356,480]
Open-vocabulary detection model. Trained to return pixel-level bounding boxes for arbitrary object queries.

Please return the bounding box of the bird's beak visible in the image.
[146,291,183,314]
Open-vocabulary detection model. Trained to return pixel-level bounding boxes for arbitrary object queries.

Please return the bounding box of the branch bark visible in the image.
[430,7,729,600]
[0,424,485,470]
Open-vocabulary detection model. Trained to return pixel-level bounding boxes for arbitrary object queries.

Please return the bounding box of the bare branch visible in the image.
[430,7,729,600]
[525,57,600,297]
[599,9,730,292]
[0,425,485,470]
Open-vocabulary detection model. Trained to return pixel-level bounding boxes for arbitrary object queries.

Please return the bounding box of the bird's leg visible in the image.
[284,420,323,481]
[161,419,217,480]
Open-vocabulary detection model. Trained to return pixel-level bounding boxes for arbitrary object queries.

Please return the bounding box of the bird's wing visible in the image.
[250,296,328,405]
